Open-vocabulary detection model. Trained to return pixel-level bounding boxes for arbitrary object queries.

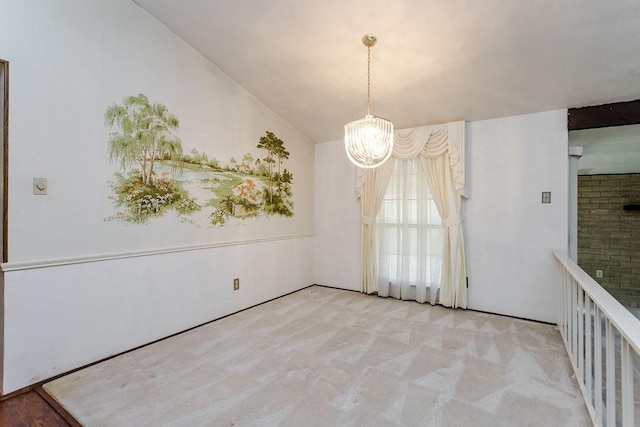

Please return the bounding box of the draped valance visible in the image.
[356,121,466,199]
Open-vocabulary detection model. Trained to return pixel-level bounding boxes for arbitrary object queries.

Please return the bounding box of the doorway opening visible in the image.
[568,100,640,314]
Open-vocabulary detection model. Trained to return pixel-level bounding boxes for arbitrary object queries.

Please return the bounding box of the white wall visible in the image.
[0,0,314,394]
[3,237,312,393]
[314,141,361,291]
[465,110,568,322]
[314,110,568,323]
[0,0,314,262]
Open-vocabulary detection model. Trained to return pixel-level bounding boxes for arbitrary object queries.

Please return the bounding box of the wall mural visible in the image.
[105,94,294,226]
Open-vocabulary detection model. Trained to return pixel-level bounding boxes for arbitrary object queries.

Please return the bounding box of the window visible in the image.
[375,158,443,299]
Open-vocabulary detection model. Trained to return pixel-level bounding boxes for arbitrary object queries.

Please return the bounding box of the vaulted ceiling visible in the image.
[133,0,640,143]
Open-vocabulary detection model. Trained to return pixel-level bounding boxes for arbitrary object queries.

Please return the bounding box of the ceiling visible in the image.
[132,0,640,143]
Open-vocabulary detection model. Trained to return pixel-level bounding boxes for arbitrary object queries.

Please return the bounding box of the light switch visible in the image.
[541,191,551,203]
[33,177,47,195]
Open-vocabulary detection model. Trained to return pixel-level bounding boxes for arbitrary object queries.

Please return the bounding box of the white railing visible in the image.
[555,252,640,426]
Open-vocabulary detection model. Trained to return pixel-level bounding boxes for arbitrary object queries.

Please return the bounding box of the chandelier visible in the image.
[344,34,394,169]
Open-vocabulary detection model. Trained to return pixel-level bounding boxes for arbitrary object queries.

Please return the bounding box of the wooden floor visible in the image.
[0,389,78,426]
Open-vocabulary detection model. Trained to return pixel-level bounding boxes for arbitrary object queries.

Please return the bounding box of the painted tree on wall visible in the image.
[106,93,183,184]
[257,133,276,197]
[257,131,290,198]
[256,131,293,216]
[208,131,294,225]
[105,94,199,223]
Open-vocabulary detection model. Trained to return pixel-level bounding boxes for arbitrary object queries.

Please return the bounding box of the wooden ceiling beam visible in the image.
[568,99,640,131]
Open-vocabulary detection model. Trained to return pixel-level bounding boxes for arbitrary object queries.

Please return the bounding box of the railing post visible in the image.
[605,319,616,426]
[571,277,577,359]
[559,265,564,337]
[621,339,634,426]
[578,287,584,383]
[594,306,603,424]
[561,269,568,340]
[584,295,592,406]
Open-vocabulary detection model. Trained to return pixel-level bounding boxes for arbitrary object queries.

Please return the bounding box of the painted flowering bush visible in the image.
[209,178,263,226]
[110,171,200,223]
[209,208,227,226]
[233,179,262,215]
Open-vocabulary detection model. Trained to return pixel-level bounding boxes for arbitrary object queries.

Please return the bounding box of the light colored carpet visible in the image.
[44,286,590,426]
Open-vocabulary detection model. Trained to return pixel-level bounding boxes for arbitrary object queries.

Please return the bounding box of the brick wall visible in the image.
[578,174,640,307]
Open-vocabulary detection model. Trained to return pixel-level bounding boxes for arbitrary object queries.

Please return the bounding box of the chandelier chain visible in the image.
[367,45,371,115]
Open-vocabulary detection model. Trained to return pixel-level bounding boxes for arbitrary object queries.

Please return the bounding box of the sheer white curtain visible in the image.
[375,158,443,304]
[358,163,395,294]
[356,121,467,308]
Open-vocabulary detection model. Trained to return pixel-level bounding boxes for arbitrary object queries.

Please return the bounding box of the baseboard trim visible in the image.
[313,283,554,325]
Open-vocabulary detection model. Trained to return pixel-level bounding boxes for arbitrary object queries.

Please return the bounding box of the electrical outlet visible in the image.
[596,270,603,278]
[233,278,240,290]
